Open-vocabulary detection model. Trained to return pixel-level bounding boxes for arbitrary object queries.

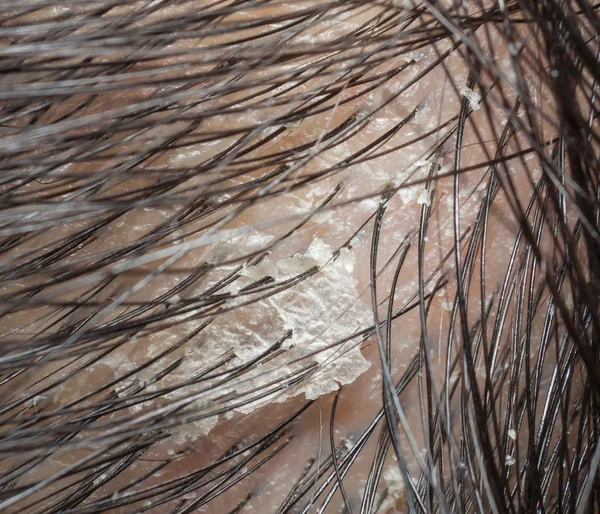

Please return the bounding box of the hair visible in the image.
[0,1,599,513]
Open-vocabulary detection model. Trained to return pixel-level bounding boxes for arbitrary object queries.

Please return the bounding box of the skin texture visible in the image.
[0,1,598,513]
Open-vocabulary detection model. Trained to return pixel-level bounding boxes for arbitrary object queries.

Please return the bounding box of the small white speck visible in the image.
[461,86,481,111]
[508,428,517,440]
[417,189,431,206]
[442,300,453,311]
[166,295,180,305]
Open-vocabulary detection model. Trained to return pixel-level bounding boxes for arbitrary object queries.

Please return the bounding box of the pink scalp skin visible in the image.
[0,2,566,513]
